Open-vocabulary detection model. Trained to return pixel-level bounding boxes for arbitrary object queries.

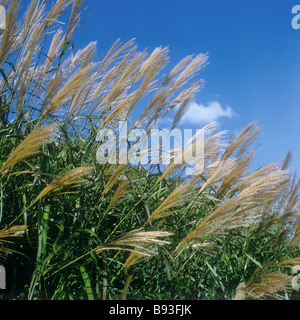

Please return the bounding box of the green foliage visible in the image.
[0,0,299,301]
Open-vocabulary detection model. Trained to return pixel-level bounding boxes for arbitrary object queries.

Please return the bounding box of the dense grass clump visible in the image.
[0,0,299,300]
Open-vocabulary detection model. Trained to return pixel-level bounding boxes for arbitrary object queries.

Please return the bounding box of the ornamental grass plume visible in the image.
[96,230,172,263]
[176,123,294,251]
[290,224,300,247]
[0,125,56,179]
[233,257,300,300]
[156,122,224,182]
[101,164,128,197]
[0,225,27,262]
[0,0,20,65]
[122,245,153,269]
[246,273,293,300]
[104,180,130,214]
[0,0,207,133]
[31,166,92,206]
[145,177,200,224]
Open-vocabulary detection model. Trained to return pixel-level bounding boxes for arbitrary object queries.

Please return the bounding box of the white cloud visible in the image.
[178,101,237,126]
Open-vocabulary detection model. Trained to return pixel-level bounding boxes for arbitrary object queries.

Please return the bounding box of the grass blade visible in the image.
[244,253,263,269]
[80,265,95,300]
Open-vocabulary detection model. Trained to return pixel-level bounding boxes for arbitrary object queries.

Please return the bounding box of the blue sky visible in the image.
[73,0,300,174]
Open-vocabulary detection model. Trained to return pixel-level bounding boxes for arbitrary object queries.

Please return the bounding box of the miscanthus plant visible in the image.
[0,0,299,300]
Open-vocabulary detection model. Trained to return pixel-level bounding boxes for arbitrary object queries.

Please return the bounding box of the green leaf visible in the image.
[205,261,225,292]
[244,253,263,269]
[80,265,95,300]
[57,40,74,69]
[0,68,14,96]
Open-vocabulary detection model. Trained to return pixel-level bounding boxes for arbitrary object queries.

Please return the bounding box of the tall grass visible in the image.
[0,0,299,300]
